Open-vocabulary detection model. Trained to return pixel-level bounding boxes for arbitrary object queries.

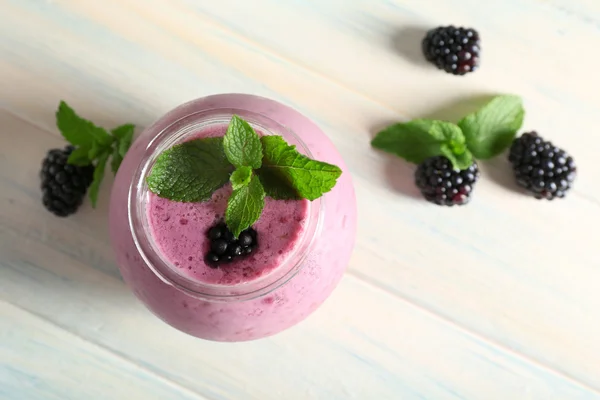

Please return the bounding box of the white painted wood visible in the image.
[0,301,208,400]
[1,1,599,399]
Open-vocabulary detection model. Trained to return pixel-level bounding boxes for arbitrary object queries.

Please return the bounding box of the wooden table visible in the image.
[1,1,599,399]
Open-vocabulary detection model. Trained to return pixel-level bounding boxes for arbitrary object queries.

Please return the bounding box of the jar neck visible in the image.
[128,107,323,302]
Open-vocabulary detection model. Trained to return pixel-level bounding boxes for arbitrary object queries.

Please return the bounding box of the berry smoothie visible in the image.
[147,127,310,285]
[109,94,356,341]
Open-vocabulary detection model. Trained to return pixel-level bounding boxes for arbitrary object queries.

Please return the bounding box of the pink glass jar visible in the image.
[109,94,356,341]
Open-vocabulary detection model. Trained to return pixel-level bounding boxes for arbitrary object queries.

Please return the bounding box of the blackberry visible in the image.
[228,244,243,257]
[205,252,220,268]
[422,26,480,75]
[208,224,225,240]
[205,223,258,267]
[210,239,229,256]
[508,132,576,200]
[238,231,254,247]
[415,156,480,206]
[40,146,94,217]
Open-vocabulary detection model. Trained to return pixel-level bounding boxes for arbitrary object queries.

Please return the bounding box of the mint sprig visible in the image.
[230,166,253,190]
[371,95,524,170]
[67,146,93,166]
[88,152,109,208]
[146,115,342,236]
[56,101,136,207]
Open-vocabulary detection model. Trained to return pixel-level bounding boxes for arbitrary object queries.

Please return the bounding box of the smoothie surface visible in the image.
[146,125,309,286]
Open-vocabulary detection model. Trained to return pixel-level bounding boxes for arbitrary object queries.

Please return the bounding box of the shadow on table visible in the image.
[390,26,431,67]
[421,94,496,122]
[479,156,525,194]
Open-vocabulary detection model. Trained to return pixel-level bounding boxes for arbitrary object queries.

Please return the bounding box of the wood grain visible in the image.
[0,301,209,400]
[1,1,599,399]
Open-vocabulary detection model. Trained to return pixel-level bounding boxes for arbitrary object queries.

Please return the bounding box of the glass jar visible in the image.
[109,94,356,341]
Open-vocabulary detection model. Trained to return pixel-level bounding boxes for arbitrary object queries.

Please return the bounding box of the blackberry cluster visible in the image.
[422,26,480,75]
[508,132,576,200]
[205,222,258,268]
[415,156,480,206]
[40,146,94,217]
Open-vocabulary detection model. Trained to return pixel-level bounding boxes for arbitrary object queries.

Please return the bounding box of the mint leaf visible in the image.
[434,121,474,169]
[56,101,113,147]
[371,119,466,164]
[372,120,471,169]
[146,138,233,202]
[458,95,525,159]
[223,115,263,169]
[89,152,109,208]
[225,174,265,237]
[230,166,253,190]
[256,167,301,200]
[67,146,92,166]
[112,123,135,140]
[434,121,465,144]
[112,124,135,158]
[258,135,342,201]
[109,124,135,174]
[89,141,108,160]
[441,145,474,170]
[110,147,123,174]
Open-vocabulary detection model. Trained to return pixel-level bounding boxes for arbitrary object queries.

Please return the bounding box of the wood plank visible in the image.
[0,301,208,400]
[0,110,597,399]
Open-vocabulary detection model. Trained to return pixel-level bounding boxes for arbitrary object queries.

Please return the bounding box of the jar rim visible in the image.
[128,104,324,302]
